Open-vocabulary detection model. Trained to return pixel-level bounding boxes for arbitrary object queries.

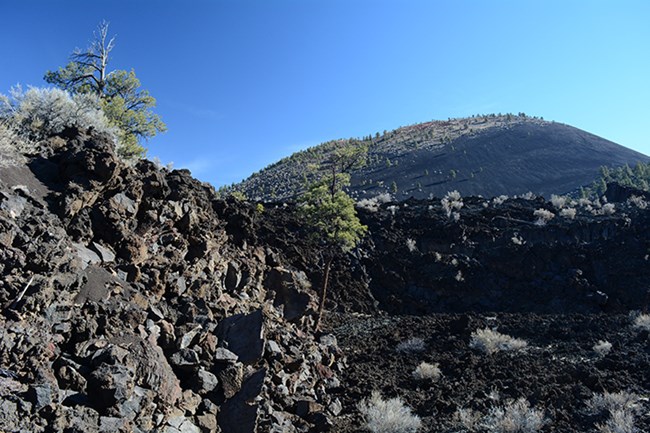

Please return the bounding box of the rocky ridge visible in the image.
[354,188,650,315]
[254,183,650,319]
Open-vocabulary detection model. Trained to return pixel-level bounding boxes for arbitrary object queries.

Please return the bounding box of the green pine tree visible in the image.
[44,21,166,158]
[299,144,367,330]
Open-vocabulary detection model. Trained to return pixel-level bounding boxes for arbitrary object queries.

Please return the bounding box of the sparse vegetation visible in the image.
[412,361,441,381]
[593,340,613,356]
[533,209,554,226]
[586,391,641,433]
[357,391,421,433]
[405,238,417,253]
[396,337,426,354]
[559,207,577,219]
[469,328,528,354]
[632,313,650,331]
[229,114,564,201]
[451,398,546,433]
[483,398,546,433]
[0,86,117,160]
[442,190,463,220]
[1,7,649,430]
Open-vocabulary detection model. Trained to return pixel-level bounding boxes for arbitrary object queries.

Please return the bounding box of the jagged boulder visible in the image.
[265,267,317,322]
[217,310,265,365]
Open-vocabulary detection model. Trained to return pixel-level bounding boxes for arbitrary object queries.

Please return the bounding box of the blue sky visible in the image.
[1,1,649,187]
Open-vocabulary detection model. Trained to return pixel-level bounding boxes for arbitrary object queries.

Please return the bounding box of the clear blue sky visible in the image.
[1,1,649,187]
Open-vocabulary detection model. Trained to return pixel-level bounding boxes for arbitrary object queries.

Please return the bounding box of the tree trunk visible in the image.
[315,255,334,331]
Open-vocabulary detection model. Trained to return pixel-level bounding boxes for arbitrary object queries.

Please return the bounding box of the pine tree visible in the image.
[44,21,165,158]
[299,143,367,330]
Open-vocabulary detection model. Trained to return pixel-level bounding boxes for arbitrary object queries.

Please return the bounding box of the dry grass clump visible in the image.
[586,391,641,433]
[358,391,421,433]
[600,203,616,216]
[484,398,546,433]
[632,313,650,331]
[511,234,525,245]
[595,409,637,433]
[357,193,392,212]
[593,340,612,357]
[1,87,116,143]
[396,337,426,354]
[550,194,568,209]
[442,190,463,220]
[0,122,28,167]
[559,207,577,219]
[585,391,640,415]
[453,407,481,431]
[533,209,554,226]
[627,195,647,209]
[452,398,546,432]
[405,238,417,253]
[469,328,527,354]
[411,362,441,381]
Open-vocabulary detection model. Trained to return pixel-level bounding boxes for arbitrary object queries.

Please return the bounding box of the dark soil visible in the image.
[325,312,650,432]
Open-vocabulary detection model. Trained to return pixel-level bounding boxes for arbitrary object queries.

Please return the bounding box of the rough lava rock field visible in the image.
[1,128,650,432]
[327,313,650,432]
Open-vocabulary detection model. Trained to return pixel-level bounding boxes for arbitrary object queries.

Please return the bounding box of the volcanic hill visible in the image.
[230,114,649,201]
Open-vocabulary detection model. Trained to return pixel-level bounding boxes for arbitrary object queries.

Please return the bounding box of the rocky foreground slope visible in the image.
[0,129,339,432]
[2,128,650,432]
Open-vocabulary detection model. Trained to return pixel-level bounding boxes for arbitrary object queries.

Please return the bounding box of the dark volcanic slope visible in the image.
[232,115,649,200]
[377,122,649,198]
